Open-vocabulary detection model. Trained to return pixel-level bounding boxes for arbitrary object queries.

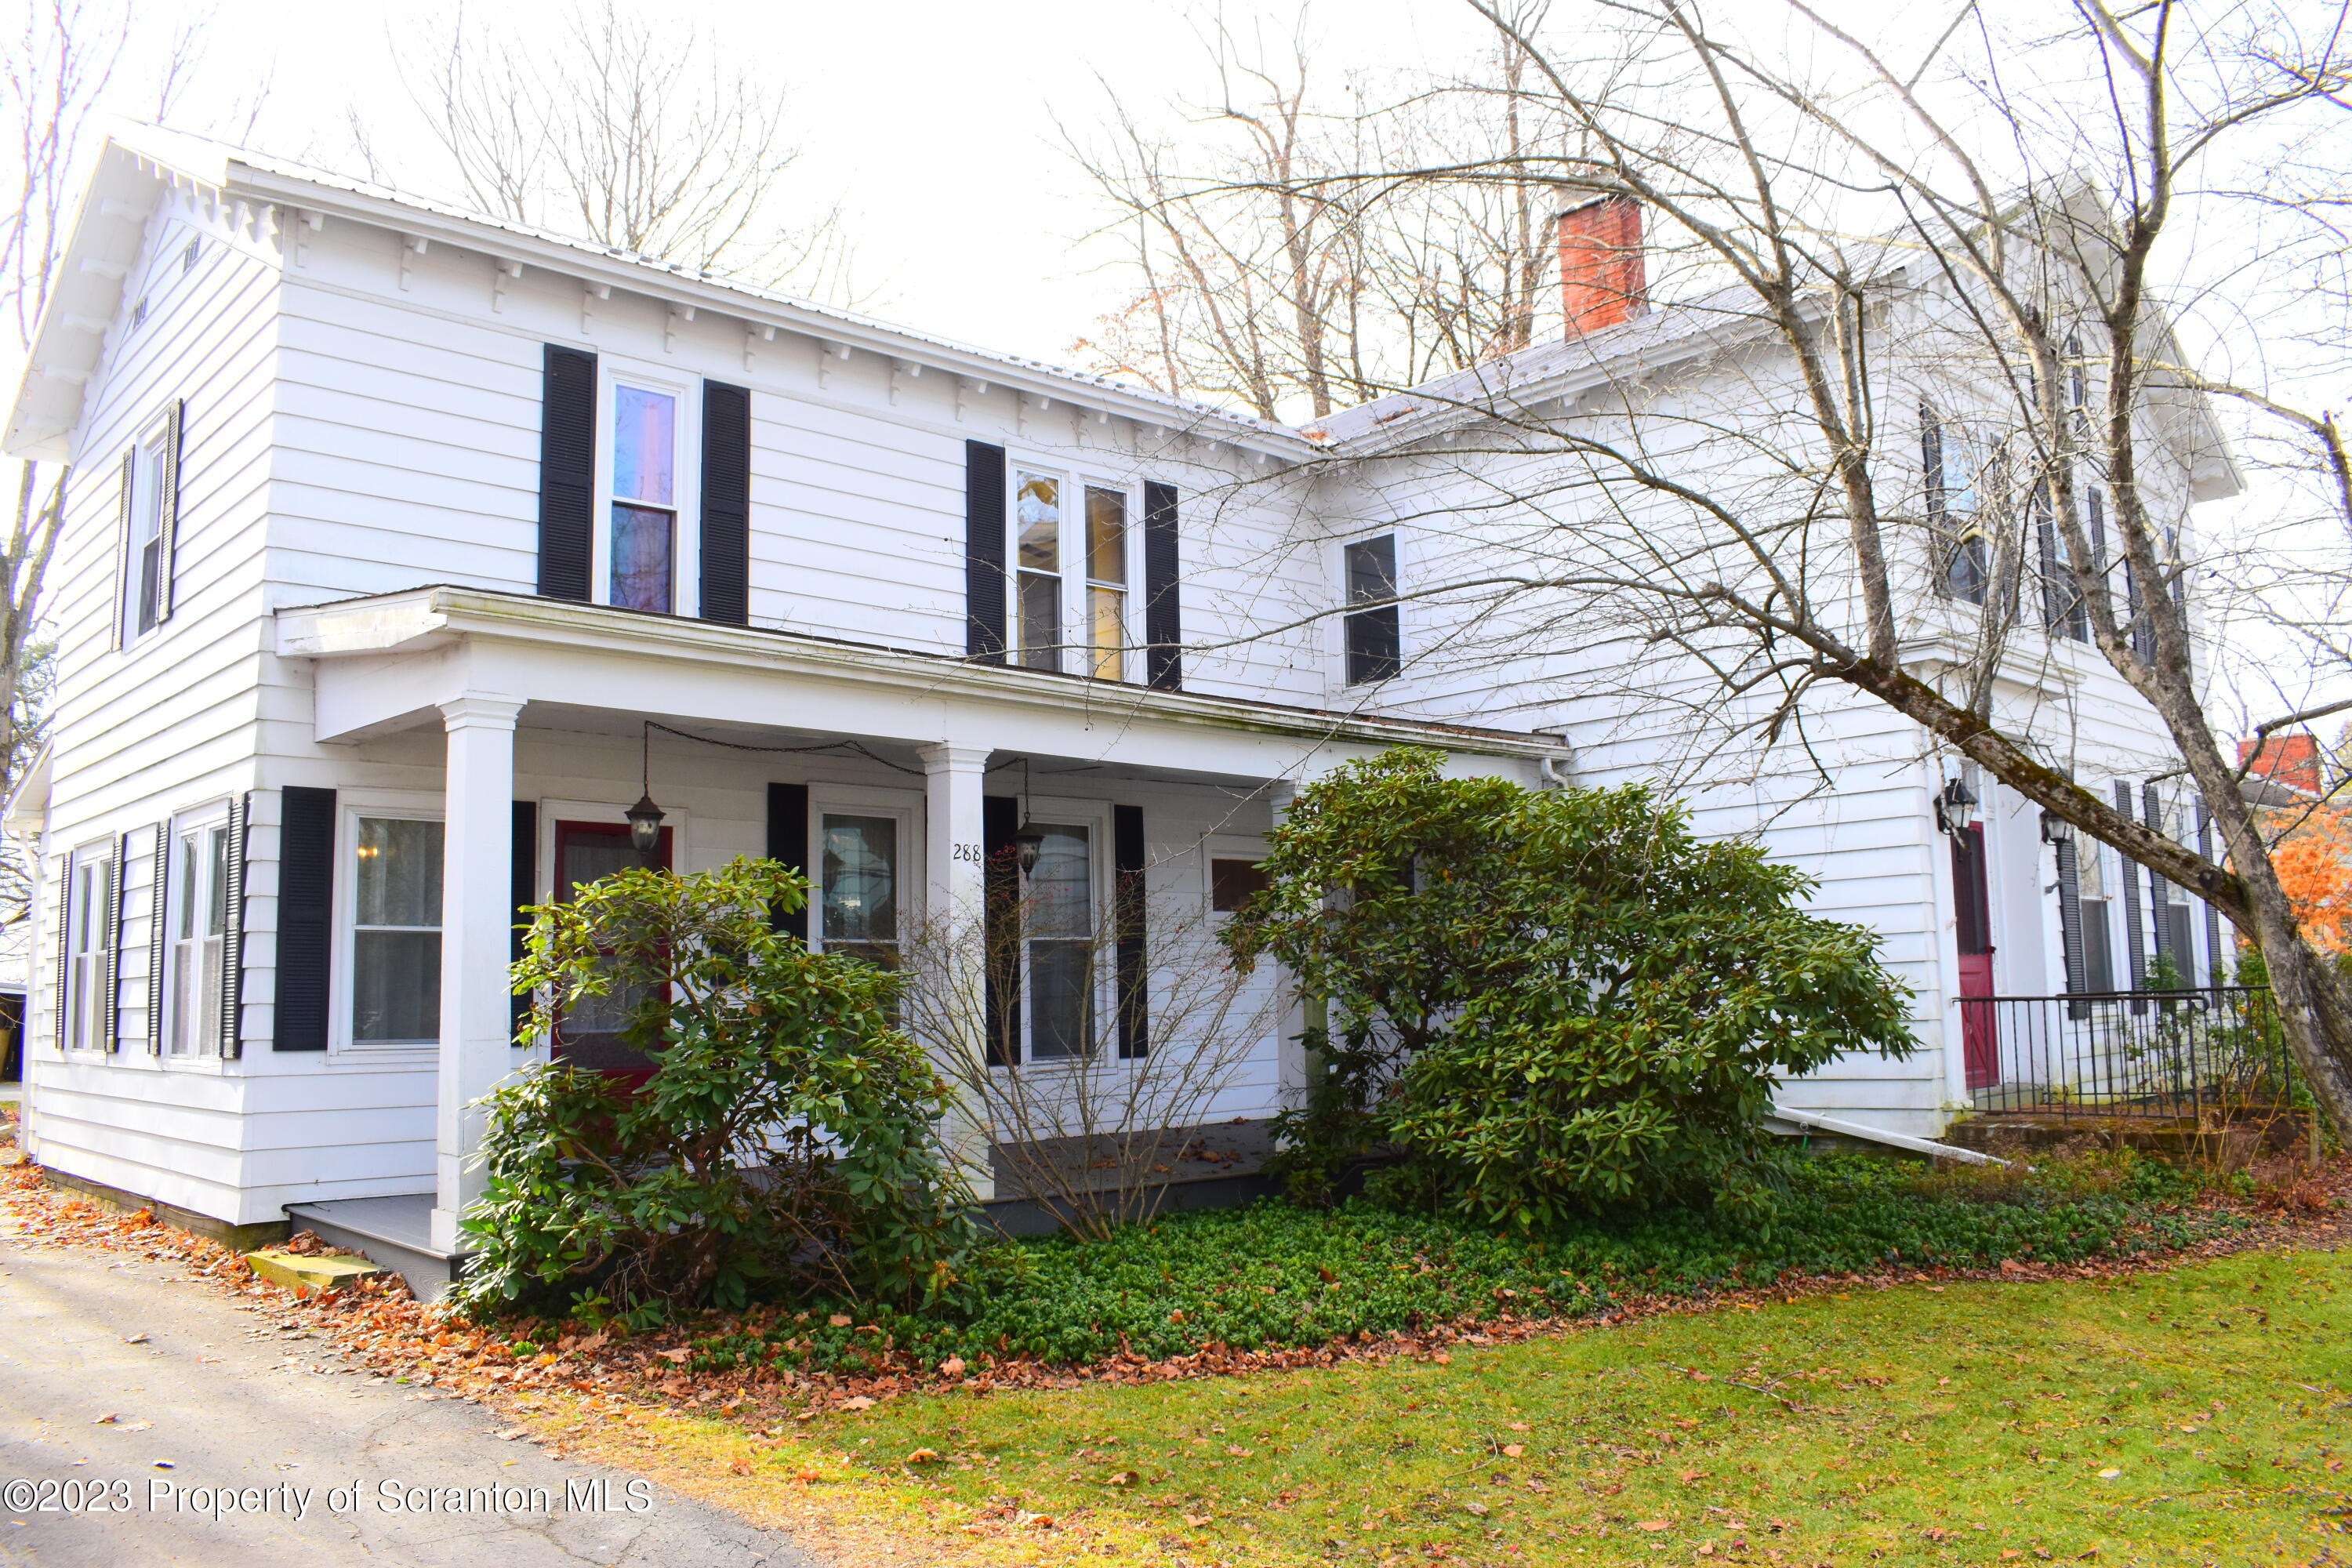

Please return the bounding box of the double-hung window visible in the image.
[1344,534,1401,685]
[818,811,903,971]
[1014,470,1065,671]
[1023,822,1094,1058]
[1010,470,1137,681]
[165,818,230,1055]
[120,403,181,644]
[1924,407,1989,605]
[64,850,114,1052]
[350,815,444,1047]
[1084,485,1129,681]
[609,383,679,614]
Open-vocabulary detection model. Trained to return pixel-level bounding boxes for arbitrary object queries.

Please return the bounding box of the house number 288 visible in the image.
[950,843,986,862]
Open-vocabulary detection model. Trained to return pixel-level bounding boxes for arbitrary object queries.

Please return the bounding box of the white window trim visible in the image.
[1010,794,1116,1066]
[592,356,702,617]
[118,405,173,650]
[329,789,445,1060]
[808,784,924,956]
[1338,529,1404,688]
[1004,459,1140,684]
[158,801,232,1065]
[61,840,117,1057]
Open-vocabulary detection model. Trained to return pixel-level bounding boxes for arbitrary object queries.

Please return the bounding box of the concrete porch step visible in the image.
[284,1193,464,1302]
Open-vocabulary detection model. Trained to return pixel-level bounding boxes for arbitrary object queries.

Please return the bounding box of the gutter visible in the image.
[1768,1103,2007,1167]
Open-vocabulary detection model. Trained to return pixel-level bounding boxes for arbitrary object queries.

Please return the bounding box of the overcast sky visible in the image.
[176,0,1468,368]
[27,0,2352,733]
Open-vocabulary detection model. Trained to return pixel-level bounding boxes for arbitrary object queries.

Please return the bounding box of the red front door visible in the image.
[1951,822,1999,1090]
[551,819,673,1076]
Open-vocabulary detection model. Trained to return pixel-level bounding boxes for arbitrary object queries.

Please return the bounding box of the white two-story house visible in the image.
[4,129,2238,1287]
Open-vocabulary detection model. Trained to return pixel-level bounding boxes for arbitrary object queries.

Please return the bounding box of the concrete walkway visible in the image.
[0,1209,824,1566]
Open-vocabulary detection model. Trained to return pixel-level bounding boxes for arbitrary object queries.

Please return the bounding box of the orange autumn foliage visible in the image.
[2268,803,2352,956]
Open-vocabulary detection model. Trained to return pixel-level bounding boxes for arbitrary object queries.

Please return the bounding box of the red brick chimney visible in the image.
[1558,194,1646,336]
[2238,732,2322,795]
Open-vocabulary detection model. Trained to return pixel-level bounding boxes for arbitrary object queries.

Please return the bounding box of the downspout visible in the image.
[1768,1103,2008,1166]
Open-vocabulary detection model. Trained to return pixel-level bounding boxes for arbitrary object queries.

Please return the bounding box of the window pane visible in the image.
[1087,486,1126,583]
[356,817,444,928]
[1018,572,1061,672]
[1017,473,1060,571]
[1029,939,1092,1058]
[1943,535,1989,605]
[1346,535,1396,605]
[612,503,675,613]
[822,815,899,945]
[176,834,199,941]
[1089,586,1123,681]
[205,826,229,936]
[1346,605,1401,684]
[354,929,441,1043]
[1027,825,1091,938]
[612,386,675,506]
[1211,858,1269,913]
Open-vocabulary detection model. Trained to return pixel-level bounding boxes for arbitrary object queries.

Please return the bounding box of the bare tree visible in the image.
[1066,6,1595,421]
[895,883,1282,1241]
[0,0,205,923]
[353,0,855,299]
[1123,2,2352,1129]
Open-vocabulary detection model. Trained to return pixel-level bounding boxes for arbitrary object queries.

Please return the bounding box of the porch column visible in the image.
[917,742,994,1201]
[431,693,525,1255]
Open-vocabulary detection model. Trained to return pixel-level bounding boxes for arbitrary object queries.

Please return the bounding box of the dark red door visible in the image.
[551,819,672,1076]
[1951,822,1999,1090]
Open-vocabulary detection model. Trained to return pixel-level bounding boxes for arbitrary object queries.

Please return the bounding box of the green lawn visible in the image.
[805,1247,2350,1566]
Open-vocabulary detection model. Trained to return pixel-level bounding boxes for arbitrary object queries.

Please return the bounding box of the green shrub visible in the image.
[451,857,978,1317]
[1223,750,1915,1229]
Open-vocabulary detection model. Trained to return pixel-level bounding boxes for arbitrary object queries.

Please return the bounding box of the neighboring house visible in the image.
[2,129,2238,1285]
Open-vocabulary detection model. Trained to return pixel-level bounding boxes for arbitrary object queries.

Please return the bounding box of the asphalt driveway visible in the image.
[0,1207,823,1567]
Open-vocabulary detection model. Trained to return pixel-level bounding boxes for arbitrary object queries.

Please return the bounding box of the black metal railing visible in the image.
[1962,985,2297,1122]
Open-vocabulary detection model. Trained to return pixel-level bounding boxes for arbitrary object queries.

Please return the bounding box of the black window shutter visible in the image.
[1115,803,1148,1058]
[767,783,808,940]
[983,793,1020,1064]
[2115,781,2146,993]
[274,786,335,1052]
[2056,837,2087,1017]
[700,379,751,625]
[511,800,537,1040]
[537,344,597,601]
[147,822,168,1053]
[1143,481,1182,691]
[220,793,249,1058]
[2141,782,2171,969]
[965,441,1007,662]
[112,448,134,651]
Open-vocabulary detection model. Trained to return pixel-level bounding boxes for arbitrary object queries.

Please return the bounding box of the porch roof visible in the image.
[276,585,1571,783]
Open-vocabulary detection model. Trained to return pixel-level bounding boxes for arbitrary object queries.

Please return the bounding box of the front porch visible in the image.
[270,586,1565,1283]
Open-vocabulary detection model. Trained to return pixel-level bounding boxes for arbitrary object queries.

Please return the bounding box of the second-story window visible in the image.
[1925,405,1990,606]
[611,383,677,614]
[1014,471,1064,672]
[1345,534,1400,685]
[1086,485,1128,681]
[119,401,182,645]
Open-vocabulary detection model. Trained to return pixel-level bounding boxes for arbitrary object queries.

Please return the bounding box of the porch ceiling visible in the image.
[277,585,1570,787]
